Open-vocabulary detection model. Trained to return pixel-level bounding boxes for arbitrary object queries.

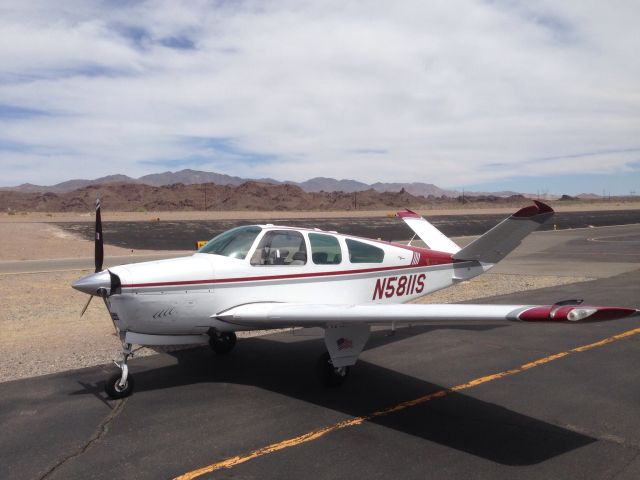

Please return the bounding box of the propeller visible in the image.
[95,198,103,273]
[80,199,104,317]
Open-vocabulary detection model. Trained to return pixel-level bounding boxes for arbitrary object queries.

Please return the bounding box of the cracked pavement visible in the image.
[38,398,128,480]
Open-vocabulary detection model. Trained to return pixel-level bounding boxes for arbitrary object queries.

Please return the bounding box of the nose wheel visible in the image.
[105,371,135,399]
[209,331,237,354]
[105,342,135,399]
[317,351,350,387]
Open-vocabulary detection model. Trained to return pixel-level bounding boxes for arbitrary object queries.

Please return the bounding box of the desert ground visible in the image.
[2,198,640,224]
[0,204,605,382]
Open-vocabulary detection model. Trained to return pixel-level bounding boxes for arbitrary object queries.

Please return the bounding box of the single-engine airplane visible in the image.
[73,200,638,399]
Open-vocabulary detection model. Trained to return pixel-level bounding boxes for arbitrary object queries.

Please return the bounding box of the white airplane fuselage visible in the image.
[104,226,485,336]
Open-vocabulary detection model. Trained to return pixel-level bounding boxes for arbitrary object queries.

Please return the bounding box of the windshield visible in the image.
[199,226,262,259]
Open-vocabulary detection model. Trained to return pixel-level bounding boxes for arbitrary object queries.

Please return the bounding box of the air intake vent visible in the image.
[109,271,122,295]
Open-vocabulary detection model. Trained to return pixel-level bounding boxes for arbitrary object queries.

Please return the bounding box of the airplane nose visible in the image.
[72,270,112,296]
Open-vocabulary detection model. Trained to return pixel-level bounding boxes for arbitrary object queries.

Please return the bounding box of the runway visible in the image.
[57,208,640,251]
[2,225,640,479]
[0,253,187,275]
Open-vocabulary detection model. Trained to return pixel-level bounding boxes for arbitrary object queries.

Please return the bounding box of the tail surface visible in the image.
[453,201,554,264]
[397,209,461,254]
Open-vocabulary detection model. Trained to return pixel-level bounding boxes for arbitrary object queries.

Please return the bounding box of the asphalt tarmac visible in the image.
[2,225,640,480]
[57,208,640,250]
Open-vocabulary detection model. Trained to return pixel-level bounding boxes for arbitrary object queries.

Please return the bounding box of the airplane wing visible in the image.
[215,302,638,328]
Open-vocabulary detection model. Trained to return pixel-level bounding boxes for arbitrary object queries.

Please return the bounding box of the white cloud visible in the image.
[0,0,638,191]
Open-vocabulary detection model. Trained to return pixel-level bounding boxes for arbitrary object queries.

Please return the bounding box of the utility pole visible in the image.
[203,184,207,211]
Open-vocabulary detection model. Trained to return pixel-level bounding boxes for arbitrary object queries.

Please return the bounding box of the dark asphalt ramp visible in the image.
[2,270,639,480]
[1,331,595,480]
[57,209,640,250]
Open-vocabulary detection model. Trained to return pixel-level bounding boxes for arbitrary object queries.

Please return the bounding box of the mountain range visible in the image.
[2,168,524,198]
[0,180,533,213]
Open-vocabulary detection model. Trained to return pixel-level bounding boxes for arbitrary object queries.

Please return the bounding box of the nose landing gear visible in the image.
[105,342,135,399]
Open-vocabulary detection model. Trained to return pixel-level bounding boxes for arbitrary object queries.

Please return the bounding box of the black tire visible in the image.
[316,351,350,387]
[209,331,237,354]
[105,372,135,399]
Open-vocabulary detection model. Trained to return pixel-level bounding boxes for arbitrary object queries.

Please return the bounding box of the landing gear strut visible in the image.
[105,342,135,399]
[317,351,350,387]
[209,331,237,354]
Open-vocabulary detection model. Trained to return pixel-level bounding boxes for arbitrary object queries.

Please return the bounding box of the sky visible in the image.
[0,0,639,195]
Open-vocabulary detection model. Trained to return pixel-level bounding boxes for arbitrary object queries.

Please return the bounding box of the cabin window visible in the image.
[199,226,262,260]
[309,233,342,264]
[346,239,384,263]
[250,230,307,266]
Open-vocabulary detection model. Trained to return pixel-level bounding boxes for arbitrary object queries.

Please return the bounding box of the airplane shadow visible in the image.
[71,324,593,466]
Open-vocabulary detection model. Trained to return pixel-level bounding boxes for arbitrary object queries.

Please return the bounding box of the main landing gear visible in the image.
[317,351,350,387]
[105,342,135,399]
[209,331,237,354]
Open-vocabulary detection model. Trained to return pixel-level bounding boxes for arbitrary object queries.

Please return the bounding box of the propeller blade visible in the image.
[95,199,104,272]
[80,295,93,317]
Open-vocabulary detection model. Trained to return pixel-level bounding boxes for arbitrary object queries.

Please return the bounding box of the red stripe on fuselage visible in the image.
[120,261,454,289]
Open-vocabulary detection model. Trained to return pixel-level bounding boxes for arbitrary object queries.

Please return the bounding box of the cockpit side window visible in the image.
[346,238,385,263]
[199,226,262,260]
[309,233,342,264]
[250,230,307,266]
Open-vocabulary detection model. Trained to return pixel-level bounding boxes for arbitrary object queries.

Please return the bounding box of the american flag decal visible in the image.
[336,337,353,351]
[411,251,420,265]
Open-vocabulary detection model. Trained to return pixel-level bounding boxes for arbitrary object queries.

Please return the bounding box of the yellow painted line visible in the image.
[175,326,640,480]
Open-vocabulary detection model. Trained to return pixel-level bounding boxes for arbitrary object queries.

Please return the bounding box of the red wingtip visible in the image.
[512,200,555,218]
[518,306,638,322]
[533,200,554,214]
[512,205,540,218]
[396,209,421,219]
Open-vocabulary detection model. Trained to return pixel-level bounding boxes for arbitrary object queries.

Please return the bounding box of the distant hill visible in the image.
[1,169,280,194]
[0,168,587,199]
[576,193,602,199]
[370,182,455,197]
[294,178,458,197]
[295,177,370,193]
[5,174,140,193]
[0,181,536,213]
[0,181,416,212]
[138,169,280,187]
